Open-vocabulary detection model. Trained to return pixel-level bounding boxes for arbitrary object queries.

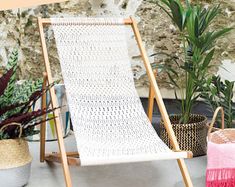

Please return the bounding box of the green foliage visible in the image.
[200,75,235,128]
[149,0,233,123]
[0,49,54,140]
[0,50,43,120]
[0,49,18,107]
[13,79,43,103]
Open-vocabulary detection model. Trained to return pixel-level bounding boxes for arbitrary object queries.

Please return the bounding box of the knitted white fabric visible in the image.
[51,18,187,166]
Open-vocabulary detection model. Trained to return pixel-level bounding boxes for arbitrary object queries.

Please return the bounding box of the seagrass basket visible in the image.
[206,107,235,186]
[0,123,32,187]
[160,114,208,156]
[208,107,235,144]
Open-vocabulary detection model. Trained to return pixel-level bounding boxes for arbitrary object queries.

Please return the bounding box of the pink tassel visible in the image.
[206,168,235,187]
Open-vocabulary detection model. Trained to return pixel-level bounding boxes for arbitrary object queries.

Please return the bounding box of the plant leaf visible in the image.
[0,67,14,96]
[202,49,215,69]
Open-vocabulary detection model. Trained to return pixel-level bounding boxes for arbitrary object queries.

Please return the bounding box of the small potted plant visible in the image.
[148,0,232,156]
[0,50,56,187]
[201,75,235,129]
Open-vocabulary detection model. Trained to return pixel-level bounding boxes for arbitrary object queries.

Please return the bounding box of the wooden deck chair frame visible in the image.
[38,17,193,187]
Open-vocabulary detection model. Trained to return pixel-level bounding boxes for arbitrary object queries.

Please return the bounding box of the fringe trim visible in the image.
[206,168,235,187]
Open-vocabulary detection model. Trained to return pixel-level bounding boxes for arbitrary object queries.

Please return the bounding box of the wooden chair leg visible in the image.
[130,17,193,187]
[38,17,72,187]
[40,72,48,162]
[177,159,193,187]
[147,70,157,123]
[53,113,73,187]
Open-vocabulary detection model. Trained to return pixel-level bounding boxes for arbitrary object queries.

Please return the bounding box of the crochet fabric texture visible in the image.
[51,18,186,166]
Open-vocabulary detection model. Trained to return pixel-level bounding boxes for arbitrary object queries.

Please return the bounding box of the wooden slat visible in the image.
[187,152,193,159]
[130,17,193,187]
[38,17,72,187]
[52,152,80,157]
[45,154,80,166]
[39,18,133,25]
[40,72,48,162]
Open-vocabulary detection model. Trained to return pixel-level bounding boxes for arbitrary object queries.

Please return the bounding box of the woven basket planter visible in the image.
[206,107,235,186]
[160,114,208,157]
[0,139,32,187]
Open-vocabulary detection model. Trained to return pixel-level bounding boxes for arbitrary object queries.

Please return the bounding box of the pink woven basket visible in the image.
[206,107,235,187]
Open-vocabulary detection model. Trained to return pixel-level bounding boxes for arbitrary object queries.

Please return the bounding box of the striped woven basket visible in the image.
[160,114,208,157]
[0,123,32,187]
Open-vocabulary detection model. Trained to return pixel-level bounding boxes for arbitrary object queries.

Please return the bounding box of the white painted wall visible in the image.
[218,60,235,81]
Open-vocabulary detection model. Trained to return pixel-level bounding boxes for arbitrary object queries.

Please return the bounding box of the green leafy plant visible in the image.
[201,75,235,128]
[0,67,56,140]
[149,0,233,123]
[0,50,43,119]
[0,50,56,140]
[0,50,19,107]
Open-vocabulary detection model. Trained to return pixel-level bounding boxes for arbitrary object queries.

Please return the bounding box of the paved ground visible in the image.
[27,134,206,187]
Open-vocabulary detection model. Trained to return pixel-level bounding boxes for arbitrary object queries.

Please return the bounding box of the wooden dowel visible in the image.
[52,152,79,157]
[40,72,48,162]
[45,154,80,166]
[39,18,133,25]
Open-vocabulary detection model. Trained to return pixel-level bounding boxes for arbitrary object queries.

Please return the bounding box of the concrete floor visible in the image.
[27,133,207,187]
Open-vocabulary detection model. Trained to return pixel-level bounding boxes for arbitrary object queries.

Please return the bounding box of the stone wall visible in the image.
[0,0,234,97]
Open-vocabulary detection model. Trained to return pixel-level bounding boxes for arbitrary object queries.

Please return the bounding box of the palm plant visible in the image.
[149,0,233,123]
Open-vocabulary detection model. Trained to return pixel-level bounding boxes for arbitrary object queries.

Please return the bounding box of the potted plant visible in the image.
[148,0,232,156]
[0,50,43,114]
[201,75,235,129]
[0,50,55,187]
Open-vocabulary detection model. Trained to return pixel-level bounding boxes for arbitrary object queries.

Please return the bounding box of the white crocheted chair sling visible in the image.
[51,18,187,166]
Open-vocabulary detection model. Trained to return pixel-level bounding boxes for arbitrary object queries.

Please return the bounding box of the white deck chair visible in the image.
[38,17,193,187]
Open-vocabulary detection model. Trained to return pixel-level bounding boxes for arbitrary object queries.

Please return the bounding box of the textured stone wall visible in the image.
[0,0,234,97]
[137,0,235,93]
